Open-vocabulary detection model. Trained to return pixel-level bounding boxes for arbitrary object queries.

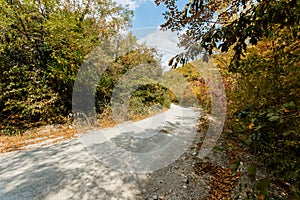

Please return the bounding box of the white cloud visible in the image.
[136,28,185,71]
[115,0,148,10]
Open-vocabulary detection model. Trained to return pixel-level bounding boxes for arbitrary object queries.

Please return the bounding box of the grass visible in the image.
[0,106,168,153]
[0,124,77,153]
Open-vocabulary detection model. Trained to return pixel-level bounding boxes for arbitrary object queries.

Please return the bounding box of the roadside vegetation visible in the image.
[0,0,172,135]
[157,0,299,198]
[0,0,299,198]
[0,0,173,152]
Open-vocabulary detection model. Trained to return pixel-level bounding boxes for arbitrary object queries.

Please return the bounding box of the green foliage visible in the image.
[247,163,257,182]
[95,33,164,115]
[156,0,299,197]
[155,0,299,68]
[174,63,211,110]
[231,157,241,175]
[97,50,173,122]
[217,27,300,197]
[129,83,171,118]
[0,65,59,134]
[0,0,169,134]
[256,178,270,198]
[0,0,132,134]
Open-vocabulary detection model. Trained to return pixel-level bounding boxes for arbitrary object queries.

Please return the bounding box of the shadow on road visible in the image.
[0,105,201,200]
[0,140,144,200]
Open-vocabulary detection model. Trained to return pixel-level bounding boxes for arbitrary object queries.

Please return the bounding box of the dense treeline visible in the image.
[214,32,299,198]
[0,0,126,132]
[1,0,299,197]
[0,0,171,134]
[157,0,299,198]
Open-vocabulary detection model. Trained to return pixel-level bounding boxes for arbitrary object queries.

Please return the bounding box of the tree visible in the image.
[155,0,299,69]
[95,32,159,114]
[0,0,132,133]
[155,0,300,197]
[214,27,300,197]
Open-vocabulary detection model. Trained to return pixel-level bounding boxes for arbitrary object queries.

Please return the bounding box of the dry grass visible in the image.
[130,107,168,121]
[0,107,167,154]
[0,124,77,153]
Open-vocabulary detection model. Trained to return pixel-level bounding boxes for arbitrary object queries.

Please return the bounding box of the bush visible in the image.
[216,27,300,197]
[0,0,131,134]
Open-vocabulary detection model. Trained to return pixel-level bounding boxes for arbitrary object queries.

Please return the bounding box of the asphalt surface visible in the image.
[0,104,200,200]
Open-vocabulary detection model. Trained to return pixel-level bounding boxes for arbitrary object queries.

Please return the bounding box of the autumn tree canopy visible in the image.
[155,0,299,69]
[0,0,168,133]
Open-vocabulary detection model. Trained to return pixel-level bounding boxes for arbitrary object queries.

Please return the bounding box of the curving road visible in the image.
[0,104,201,200]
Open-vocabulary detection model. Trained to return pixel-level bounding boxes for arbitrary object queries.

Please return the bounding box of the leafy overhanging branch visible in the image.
[155,0,299,70]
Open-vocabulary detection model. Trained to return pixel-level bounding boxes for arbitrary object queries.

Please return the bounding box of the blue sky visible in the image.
[131,1,165,28]
[115,0,186,70]
[116,0,186,29]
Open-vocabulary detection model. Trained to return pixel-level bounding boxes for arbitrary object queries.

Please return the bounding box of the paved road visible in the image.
[0,104,200,200]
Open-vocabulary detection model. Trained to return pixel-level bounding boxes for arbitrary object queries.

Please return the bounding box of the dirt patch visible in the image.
[0,124,77,153]
[0,107,167,153]
[135,129,243,200]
